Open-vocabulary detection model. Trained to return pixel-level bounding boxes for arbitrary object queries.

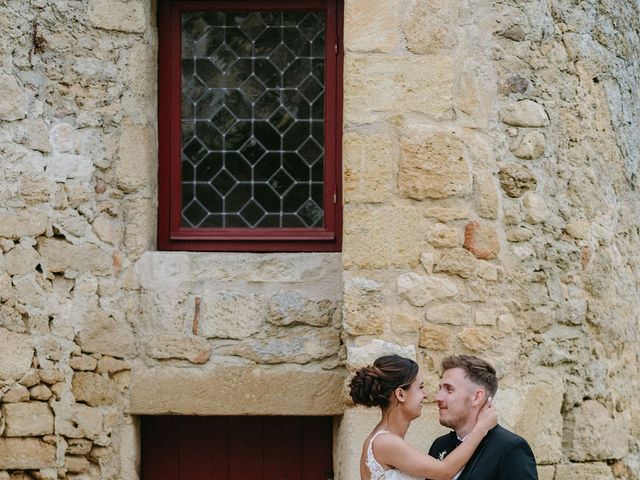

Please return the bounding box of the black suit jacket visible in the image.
[428,425,538,480]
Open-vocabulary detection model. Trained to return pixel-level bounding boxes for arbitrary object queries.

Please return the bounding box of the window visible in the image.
[158,0,343,251]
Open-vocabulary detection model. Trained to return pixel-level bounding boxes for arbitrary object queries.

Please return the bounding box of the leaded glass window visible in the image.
[158,0,342,252]
[181,11,326,229]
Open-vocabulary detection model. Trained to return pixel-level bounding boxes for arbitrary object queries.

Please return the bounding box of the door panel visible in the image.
[141,416,333,480]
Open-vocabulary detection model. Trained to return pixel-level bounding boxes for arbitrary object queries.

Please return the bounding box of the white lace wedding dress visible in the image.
[366,430,422,480]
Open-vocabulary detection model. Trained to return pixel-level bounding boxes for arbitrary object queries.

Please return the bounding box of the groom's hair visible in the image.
[441,355,498,397]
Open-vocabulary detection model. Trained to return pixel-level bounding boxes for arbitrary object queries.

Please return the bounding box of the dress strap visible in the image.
[366,430,390,479]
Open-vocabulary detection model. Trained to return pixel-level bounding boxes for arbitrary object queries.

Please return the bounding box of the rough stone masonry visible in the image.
[0,1,639,479]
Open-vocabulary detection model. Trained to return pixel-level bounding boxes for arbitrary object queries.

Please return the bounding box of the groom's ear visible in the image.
[470,388,485,406]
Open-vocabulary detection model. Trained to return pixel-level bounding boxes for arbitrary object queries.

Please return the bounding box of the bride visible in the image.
[349,354,497,480]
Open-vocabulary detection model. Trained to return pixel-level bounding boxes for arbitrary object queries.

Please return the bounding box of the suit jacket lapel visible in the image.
[456,427,495,480]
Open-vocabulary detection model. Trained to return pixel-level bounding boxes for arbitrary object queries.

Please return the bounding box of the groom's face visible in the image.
[435,368,477,431]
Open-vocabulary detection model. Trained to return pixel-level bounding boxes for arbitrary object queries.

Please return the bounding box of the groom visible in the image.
[427,355,538,480]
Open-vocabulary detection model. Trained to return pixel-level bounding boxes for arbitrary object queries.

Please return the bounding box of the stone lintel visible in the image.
[128,365,345,415]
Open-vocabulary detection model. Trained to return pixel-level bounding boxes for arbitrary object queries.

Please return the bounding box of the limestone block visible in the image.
[0,74,27,121]
[343,304,385,336]
[563,400,628,461]
[199,291,265,339]
[475,308,499,326]
[0,303,23,333]
[426,302,472,326]
[16,119,52,153]
[88,0,146,33]
[91,213,124,245]
[424,206,471,222]
[129,365,344,415]
[38,369,64,385]
[19,369,39,388]
[433,248,477,278]
[344,0,400,52]
[219,326,339,364]
[343,131,395,203]
[65,455,91,473]
[96,356,130,374]
[44,154,93,182]
[397,272,458,307]
[0,330,33,381]
[76,309,136,358]
[344,54,454,123]
[419,324,451,350]
[146,335,212,364]
[72,372,119,406]
[66,438,93,455]
[474,172,499,220]
[4,245,39,275]
[464,221,499,260]
[115,123,155,193]
[1,384,29,403]
[0,208,48,239]
[555,463,614,480]
[344,205,425,268]
[506,226,534,242]
[538,466,555,480]
[457,327,494,352]
[38,238,113,276]
[565,220,590,239]
[498,164,537,198]
[1,402,54,436]
[403,0,459,53]
[69,354,98,371]
[29,385,52,401]
[510,131,546,160]
[399,132,472,200]
[347,339,416,368]
[0,438,57,469]
[499,100,549,127]
[51,123,75,153]
[267,292,334,327]
[122,197,156,256]
[58,404,103,440]
[427,223,460,248]
[522,192,550,224]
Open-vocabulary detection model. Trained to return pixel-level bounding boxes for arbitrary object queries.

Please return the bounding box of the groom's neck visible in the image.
[456,412,480,439]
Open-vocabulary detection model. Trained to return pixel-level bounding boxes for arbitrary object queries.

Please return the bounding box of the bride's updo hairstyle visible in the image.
[349,354,419,408]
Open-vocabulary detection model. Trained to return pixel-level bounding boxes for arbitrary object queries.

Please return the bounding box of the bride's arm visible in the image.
[374,402,497,480]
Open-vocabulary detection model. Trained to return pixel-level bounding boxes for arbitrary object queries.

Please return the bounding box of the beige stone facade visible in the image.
[0,0,639,479]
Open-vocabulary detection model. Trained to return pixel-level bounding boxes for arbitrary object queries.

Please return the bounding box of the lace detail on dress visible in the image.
[365,430,422,480]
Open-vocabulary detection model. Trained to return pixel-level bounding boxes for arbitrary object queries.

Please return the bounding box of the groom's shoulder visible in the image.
[491,425,534,450]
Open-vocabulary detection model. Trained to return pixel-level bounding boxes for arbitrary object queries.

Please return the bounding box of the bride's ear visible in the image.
[394,388,406,403]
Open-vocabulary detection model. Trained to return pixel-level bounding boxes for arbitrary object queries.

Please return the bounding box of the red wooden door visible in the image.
[141,416,333,480]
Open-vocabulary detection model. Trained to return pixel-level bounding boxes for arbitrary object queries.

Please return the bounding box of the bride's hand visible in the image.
[476,396,498,432]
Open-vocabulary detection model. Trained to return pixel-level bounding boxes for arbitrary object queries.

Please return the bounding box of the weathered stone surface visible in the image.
[267,292,334,327]
[0,74,27,121]
[343,283,385,336]
[38,369,64,385]
[555,463,614,480]
[343,131,395,203]
[510,131,546,160]
[565,220,590,240]
[498,164,537,198]
[199,291,265,339]
[563,400,628,461]
[499,100,549,127]
[65,455,91,473]
[44,154,93,183]
[537,465,555,480]
[38,238,112,276]
[404,0,459,54]
[522,192,550,224]
[219,327,339,364]
[96,356,130,374]
[66,438,93,455]
[76,309,136,358]
[457,327,494,352]
[433,248,477,278]
[58,404,103,440]
[92,213,124,245]
[2,384,29,404]
[427,223,460,248]
[344,0,400,52]
[88,0,146,33]
[344,54,454,123]
[0,438,57,469]
[72,372,119,406]
[146,335,212,364]
[130,366,344,415]
[344,206,425,268]
[464,221,499,260]
[115,122,155,193]
[426,302,472,326]
[29,384,52,401]
[419,324,451,350]
[4,245,40,275]
[0,330,33,381]
[474,172,499,220]
[397,273,458,307]
[0,209,48,240]
[399,133,472,200]
[69,354,98,371]
[2,402,54,436]
[506,226,534,242]
[347,339,416,368]
[19,368,39,388]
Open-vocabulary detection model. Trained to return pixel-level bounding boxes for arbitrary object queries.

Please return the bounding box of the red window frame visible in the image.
[158,0,343,252]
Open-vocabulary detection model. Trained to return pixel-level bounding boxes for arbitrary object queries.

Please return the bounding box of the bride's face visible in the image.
[399,374,427,419]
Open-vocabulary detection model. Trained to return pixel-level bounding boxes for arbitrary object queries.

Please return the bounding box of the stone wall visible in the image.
[339,0,640,479]
[0,0,639,479]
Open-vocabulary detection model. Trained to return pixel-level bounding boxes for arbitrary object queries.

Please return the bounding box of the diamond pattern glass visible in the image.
[181,11,326,228]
